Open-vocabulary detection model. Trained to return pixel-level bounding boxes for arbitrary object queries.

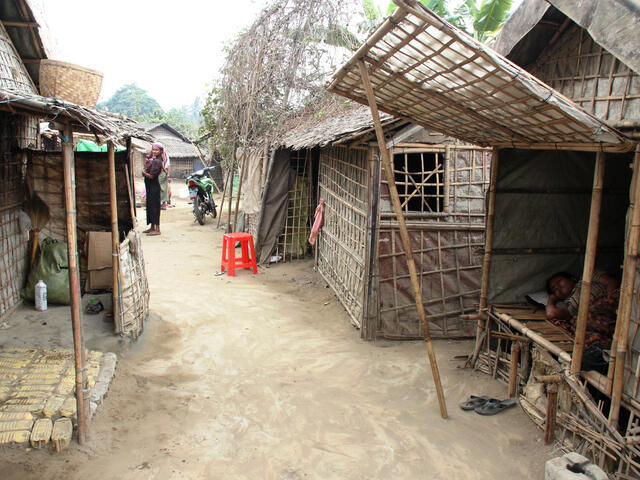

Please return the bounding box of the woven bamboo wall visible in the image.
[316,146,368,326]
[534,24,640,126]
[0,112,38,319]
[374,146,490,338]
[0,22,36,94]
[27,151,133,284]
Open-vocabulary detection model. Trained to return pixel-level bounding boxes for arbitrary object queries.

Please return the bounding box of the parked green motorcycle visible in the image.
[186,166,218,225]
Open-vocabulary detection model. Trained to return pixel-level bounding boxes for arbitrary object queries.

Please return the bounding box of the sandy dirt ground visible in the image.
[0,192,557,479]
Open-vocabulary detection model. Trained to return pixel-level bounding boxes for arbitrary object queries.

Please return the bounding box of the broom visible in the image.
[24,190,50,267]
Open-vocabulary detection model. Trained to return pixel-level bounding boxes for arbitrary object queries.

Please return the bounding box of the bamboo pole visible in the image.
[544,383,559,444]
[358,59,447,418]
[227,161,234,232]
[108,142,120,325]
[124,165,136,228]
[508,341,521,398]
[232,155,247,232]
[468,149,499,368]
[216,164,231,229]
[609,145,640,428]
[61,122,88,444]
[571,151,606,374]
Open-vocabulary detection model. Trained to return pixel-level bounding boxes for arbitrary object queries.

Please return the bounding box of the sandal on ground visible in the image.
[146,231,161,236]
[474,398,517,416]
[459,395,490,410]
[142,228,153,233]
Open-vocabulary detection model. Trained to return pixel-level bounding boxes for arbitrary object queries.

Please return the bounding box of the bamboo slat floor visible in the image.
[492,304,575,353]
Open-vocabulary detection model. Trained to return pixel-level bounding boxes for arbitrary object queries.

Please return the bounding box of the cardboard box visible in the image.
[87,232,113,290]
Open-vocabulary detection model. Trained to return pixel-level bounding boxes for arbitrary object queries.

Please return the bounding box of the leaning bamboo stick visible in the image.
[358,59,447,418]
[571,151,606,374]
[610,145,640,428]
[108,142,120,326]
[62,122,88,444]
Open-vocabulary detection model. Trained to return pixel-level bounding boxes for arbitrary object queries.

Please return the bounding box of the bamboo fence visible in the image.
[0,112,38,319]
[316,145,369,327]
[373,145,489,339]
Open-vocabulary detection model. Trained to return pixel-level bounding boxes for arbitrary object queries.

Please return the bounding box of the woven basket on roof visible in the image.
[39,59,103,108]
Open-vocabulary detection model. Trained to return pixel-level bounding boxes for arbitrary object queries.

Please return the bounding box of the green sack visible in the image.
[22,237,71,305]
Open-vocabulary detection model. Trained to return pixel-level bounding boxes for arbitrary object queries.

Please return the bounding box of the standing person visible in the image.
[143,143,164,235]
[159,146,171,209]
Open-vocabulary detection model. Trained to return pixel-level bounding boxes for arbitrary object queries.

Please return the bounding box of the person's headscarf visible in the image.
[147,142,169,165]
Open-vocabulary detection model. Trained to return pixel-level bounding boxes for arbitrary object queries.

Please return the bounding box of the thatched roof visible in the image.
[142,123,202,159]
[494,0,640,76]
[0,87,153,142]
[0,0,48,90]
[327,0,632,152]
[277,100,401,150]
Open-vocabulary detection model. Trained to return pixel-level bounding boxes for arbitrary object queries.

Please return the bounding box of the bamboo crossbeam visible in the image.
[610,145,640,428]
[493,311,572,363]
[62,123,88,444]
[108,142,120,327]
[571,151,605,374]
[358,59,447,418]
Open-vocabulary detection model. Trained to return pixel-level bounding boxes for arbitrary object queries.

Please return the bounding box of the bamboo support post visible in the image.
[216,164,231,229]
[227,162,234,232]
[232,155,246,233]
[124,165,136,227]
[544,383,559,444]
[108,142,120,324]
[508,341,521,398]
[468,149,499,368]
[610,145,640,428]
[571,152,606,374]
[358,59,447,418]
[62,122,88,444]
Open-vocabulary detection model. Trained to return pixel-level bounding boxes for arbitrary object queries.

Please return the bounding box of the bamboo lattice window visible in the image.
[393,151,444,213]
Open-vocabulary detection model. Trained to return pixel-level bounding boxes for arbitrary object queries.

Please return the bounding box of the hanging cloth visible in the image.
[308,198,326,246]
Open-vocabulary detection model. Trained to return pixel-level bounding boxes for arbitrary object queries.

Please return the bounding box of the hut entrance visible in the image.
[275,149,317,262]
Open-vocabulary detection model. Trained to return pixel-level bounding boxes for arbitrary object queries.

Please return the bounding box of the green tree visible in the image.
[96,83,162,119]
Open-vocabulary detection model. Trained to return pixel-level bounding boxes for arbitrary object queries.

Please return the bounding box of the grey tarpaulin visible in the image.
[487,149,632,304]
[495,0,640,76]
[255,149,292,264]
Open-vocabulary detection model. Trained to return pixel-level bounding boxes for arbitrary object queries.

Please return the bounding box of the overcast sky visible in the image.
[34,1,518,110]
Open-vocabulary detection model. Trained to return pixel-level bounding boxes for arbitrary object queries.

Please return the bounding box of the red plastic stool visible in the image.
[221,232,258,276]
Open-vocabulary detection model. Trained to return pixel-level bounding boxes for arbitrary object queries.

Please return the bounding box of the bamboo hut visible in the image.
[327,0,640,475]
[247,100,491,340]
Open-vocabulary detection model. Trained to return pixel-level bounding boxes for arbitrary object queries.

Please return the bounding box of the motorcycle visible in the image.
[186,166,218,225]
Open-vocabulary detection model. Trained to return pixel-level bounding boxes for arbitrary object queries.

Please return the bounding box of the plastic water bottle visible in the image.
[35,280,47,311]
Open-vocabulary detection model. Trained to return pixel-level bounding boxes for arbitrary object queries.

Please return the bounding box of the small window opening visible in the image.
[392,151,444,213]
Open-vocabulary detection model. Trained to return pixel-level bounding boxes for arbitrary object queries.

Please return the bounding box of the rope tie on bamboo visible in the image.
[61,135,72,143]
[66,210,77,214]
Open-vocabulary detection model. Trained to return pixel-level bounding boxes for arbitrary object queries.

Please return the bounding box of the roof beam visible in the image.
[2,21,39,27]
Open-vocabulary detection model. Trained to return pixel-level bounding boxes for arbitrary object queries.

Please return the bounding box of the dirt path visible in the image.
[1,195,555,479]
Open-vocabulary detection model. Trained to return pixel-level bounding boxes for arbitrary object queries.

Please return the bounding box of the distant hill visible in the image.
[97,83,202,138]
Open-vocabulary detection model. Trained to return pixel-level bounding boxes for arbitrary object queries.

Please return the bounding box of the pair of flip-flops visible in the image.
[459,395,517,415]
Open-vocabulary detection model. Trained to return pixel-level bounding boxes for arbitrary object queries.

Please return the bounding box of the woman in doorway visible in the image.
[143,143,165,235]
